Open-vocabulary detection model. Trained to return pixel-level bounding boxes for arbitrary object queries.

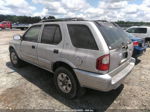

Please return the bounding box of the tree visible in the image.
[42,16,55,20]
[0,14,41,24]
[47,16,55,19]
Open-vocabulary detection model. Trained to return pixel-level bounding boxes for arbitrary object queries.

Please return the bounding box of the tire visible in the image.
[147,41,150,47]
[20,28,24,30]
[54,67,84,99]
[10,49,24,68]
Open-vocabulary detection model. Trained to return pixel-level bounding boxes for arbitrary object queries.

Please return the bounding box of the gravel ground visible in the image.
[0,30,150,112]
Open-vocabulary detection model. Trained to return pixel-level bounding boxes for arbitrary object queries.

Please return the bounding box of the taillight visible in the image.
[133,41,139,46]
[96,54,110,71]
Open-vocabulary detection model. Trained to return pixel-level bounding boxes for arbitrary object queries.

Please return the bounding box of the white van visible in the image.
[126,26,150,46]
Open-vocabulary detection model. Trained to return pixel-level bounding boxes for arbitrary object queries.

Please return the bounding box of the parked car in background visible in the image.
[0,21,12,29]
[127,33,147,58]
[12,23,30,30]
[126,26,150,47]
[9,18,135,99]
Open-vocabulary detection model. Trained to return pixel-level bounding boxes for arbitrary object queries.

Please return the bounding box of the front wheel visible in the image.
[10,49,24,67]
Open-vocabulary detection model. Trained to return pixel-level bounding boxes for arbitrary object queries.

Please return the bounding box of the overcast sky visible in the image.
[0,0,150,21]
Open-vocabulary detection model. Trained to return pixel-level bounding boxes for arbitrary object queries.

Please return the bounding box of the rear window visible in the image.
[127,28,147,33]
[96,22,131,49]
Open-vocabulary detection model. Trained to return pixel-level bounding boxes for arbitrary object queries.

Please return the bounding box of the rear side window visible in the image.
[127,28,147,33]
[41,25,62,44]
[67,25,98,50]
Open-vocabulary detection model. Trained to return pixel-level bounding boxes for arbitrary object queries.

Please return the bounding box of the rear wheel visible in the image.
[54,67,85,99]
[10,49,24,67]
[147,41,150,47]
[145,38,150,47]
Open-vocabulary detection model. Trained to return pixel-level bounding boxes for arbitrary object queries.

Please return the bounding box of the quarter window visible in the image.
[23,25,41,42]
[41,25,62,44]
[67,25,98,50]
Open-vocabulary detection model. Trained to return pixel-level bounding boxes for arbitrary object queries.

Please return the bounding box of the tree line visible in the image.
[115,21,150,27]
[0,15,55,24]
[0,14,150,27]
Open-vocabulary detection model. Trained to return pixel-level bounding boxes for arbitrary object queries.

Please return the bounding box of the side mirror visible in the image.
[13,35,22,40]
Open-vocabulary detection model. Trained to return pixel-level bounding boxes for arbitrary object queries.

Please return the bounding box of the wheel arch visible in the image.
[9,45,21,59]
[9,46,15,51]
[52,61,76,72]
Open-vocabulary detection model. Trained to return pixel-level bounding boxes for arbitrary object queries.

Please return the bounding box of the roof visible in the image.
[40,18,110,23]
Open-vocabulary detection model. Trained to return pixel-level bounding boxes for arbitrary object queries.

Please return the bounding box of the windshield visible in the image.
[96,22,131,49]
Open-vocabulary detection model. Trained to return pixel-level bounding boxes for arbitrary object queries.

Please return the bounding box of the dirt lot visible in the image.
[0,30,150,112]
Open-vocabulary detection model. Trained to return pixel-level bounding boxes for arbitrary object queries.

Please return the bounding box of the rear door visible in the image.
[20,25,42,65]
[63,23,99,72]
[96,22,133,72]
[37,24,63,70]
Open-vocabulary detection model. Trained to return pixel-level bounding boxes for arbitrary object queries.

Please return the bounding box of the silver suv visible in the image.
[9,18,135,99]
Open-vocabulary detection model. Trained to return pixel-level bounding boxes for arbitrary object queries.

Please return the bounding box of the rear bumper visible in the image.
[74,58,135,92]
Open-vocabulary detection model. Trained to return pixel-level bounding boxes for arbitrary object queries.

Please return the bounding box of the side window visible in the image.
[53,27,62,44]
[127,28,136,33]
[23,25,41,42]
[135,28,147,33]
[127,28,147,33]
[67,25,98,50]
[41,25,62,44]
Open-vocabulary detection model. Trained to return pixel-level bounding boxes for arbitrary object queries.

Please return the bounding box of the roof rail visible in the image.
[41,18,85,22]
[96,20,108,22]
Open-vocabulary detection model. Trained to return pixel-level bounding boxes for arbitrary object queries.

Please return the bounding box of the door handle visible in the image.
[32,45,35,49]
[53,49,59,54]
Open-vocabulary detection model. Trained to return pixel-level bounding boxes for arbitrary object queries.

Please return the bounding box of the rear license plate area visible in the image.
[120,52,128,64]
[122,52,128,59]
